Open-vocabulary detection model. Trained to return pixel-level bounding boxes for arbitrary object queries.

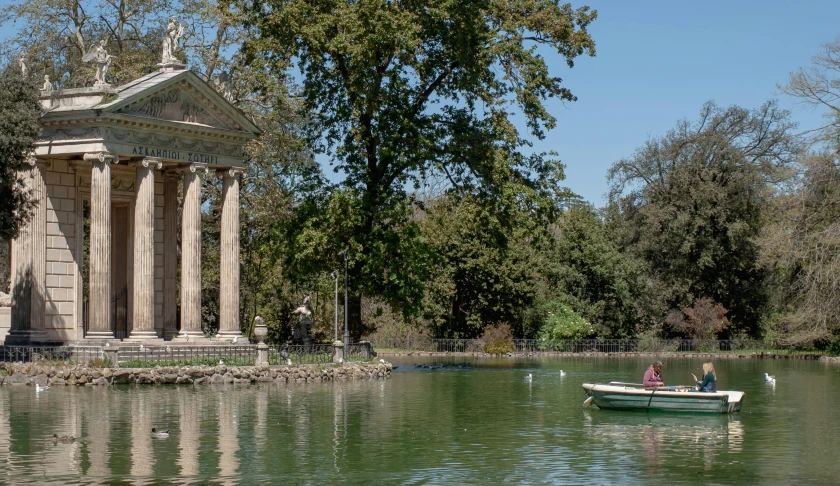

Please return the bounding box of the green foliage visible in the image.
[609,101,800,337]
[243,0,597,332]
[536,299,594,343]
[0,68,41,241]
[547,204,649,338]
[480,323,515,354]
[827,337,840,357]
[419,193,551,338]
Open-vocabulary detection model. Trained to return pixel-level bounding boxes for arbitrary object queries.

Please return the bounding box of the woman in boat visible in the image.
[643,361,665,388]
[692,361,717,392]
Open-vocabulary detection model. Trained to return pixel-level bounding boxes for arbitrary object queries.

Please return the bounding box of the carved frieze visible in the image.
[122,88,233,129]
[38,127,102,143]
[105,127,243,158]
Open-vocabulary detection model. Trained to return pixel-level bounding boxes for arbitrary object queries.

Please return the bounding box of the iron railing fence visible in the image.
[0,346,104,364]
[346,342,374,362]
[118,346,257,367]
[370,338,802,354]
[268,344,335,365]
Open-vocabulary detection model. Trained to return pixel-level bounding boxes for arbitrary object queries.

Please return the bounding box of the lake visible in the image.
[1,356,838,484]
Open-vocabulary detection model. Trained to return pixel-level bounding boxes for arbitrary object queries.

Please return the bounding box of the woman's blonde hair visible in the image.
[702,361,716,380]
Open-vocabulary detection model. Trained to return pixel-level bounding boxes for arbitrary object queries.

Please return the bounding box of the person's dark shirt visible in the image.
[696,371,716,392]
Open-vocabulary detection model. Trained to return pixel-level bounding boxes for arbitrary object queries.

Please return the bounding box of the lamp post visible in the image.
[331,270,339,341]
[338,250,349,350]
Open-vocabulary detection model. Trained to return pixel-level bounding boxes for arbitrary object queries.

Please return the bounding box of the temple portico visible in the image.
[6,62,259,344]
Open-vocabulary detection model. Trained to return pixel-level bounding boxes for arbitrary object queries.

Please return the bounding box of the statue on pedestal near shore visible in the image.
[292,295,314,346]
[82,40,114,86]
[19,52,29,77]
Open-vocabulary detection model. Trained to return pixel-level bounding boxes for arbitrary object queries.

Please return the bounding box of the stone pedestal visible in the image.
[85,153,116,339]
[217,168,243,340]
[127,158,162,342]
[333,341,345,364]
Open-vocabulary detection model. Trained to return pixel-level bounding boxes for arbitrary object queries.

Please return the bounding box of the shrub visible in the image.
[666,298,730,340]
[537,300,595,344]
[481,323,515,354]
[828,336,840,357]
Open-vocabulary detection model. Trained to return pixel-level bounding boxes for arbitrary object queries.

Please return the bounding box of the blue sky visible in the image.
[539,0,840,205]
[2,1,838,205]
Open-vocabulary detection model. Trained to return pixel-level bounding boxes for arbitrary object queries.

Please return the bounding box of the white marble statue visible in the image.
[213,71,233,101]
[162,16,184,63]
[82,40,114,85]
[19,52,29,77]
[42,74,54,91]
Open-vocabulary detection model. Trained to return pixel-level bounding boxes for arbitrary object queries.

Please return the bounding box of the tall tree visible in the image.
[242,0,597,331]
[0,68,42,241]
[609,101,800,336]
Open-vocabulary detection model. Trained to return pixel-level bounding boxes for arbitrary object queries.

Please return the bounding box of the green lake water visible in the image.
[1,356,839,484]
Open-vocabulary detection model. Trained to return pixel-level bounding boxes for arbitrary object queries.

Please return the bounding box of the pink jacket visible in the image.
[643,366,662,387]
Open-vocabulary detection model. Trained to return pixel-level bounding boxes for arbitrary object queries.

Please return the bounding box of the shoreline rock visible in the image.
[378,351,830,360]
[0,362,391,386]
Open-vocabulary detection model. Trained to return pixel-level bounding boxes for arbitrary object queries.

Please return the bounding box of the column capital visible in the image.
[134,158,163,170]
[224,167,246,178]
[180,163,210,175]
[83,152,117,164]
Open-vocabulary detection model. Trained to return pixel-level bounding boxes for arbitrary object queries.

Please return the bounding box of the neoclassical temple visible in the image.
[6,49,260,343]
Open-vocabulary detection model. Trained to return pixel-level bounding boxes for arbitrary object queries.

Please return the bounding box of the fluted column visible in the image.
[177,163,207,339]
[7,158,40,343]
[86,152,116,339]
[128,158,162,341]
[218,168,243,340]
[29,161,47,340]
[163,171,179,340]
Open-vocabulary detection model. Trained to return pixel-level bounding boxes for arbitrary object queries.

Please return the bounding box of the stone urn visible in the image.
[253,316,267,344]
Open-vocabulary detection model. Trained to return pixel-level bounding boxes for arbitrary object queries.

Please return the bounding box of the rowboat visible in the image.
[581,382,745,413]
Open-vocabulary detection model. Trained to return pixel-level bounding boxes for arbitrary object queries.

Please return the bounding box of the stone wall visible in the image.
[0,362,391,386]
[44,160,78,341]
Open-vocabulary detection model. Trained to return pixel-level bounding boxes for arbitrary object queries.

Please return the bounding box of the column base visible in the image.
[124,330,164,343]
[216,329,243,342]
[5,330,49,345]
[171,330,206,343]
[85,330,116,340]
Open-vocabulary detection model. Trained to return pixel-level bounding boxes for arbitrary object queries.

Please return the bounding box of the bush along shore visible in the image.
[0,362,391,386]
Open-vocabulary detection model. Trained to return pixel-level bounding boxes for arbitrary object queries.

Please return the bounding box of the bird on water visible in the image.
[53,434,75,442]
[152,428,170,438]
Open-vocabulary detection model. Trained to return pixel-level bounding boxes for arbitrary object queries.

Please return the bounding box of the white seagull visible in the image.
[232,336,239,344]
[139,344,145,351]
[152,428,170,438]
[526,373,533,382]
[764,373,776,384]
[379,359,386,364]
[35,384,50,392]
[287,358,293,366]
[560,370,567,377]
[219,359,225,366]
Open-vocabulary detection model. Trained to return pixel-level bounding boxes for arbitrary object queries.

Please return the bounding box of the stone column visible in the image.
[162,171,179,340]
[7,158,47,344]
[128,158,162,341]
[85,152,116,339]
[217,168,243,340]
[177,163,208,339]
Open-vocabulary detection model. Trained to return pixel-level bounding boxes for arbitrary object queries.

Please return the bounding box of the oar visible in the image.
[583,396,594,408]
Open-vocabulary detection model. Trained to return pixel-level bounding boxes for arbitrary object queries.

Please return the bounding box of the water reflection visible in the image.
[177,389,200,476]
[583,411,745,473]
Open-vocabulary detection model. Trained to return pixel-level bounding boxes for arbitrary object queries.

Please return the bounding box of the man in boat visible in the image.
[643,361,665,388]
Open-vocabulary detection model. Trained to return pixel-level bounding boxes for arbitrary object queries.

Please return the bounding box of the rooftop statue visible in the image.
[82,40,114,86]
[162,16,184,64]
[19,52,29,77]
[42,74,54,91]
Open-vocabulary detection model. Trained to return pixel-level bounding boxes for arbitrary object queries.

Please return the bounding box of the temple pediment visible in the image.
[36,68,260,166]
[119,87,237,130]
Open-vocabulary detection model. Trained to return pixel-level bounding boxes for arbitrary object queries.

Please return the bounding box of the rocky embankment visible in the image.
[0,362,391,386]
